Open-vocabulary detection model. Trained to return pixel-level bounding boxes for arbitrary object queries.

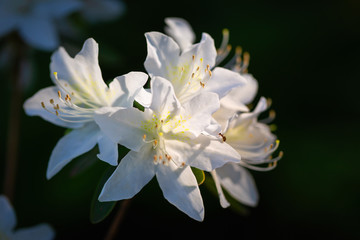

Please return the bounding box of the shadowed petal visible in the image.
[47,123,99,179]
[0,195,16,233]
[13,224,55,240]
[156,162,204,221]
[97,134,118,166]
[216,163,259,207]
[99,146,155,201]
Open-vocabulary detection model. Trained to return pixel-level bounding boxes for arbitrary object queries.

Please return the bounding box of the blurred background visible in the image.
[1,0,359,239]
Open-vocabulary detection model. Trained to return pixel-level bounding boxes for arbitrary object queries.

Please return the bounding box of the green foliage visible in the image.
[90,167,117,224]
[191,167,205,185]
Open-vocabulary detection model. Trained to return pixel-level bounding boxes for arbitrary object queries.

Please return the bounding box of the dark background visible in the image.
[1,0,360,239]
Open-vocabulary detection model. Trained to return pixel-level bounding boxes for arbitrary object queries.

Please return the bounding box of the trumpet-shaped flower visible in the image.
[0,195,55,240]
[143,30,245,106]
[164,17,258,114]
[0,0,81,50]
[94,77,241,221]
[212,97,282,207]
[23,38,148,179]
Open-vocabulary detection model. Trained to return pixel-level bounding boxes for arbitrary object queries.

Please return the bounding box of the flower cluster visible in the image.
[24,17,282,221]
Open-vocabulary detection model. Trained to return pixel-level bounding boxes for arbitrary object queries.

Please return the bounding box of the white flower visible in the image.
[94,77,241,221]
[212,97,282,207]
[23,38,148,179]
[0,0,81,50]
[164,17,257,113]
[0,195,55,240]
[142,30,245,106]
[164,17,283,208]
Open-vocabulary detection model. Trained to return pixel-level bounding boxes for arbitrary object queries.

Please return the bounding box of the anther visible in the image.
[219,133,226,142]
[200,82,205,88]
[243,52,250,65]
[49,99,54,104]
[192,55,195,61]
[191,73,195,78]
[153,140,158,148]
[143,134,147,140]
[208,70,212,77]
[57,91,61,98]
[235,46,242,55]
[41,102,45,108]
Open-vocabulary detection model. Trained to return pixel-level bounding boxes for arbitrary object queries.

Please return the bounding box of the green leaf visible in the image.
[90,166,117,224]
[191,167,205,185]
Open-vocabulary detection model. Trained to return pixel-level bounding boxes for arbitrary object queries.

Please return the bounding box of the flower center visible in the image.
[168,55,212,102]
[140,113,187,167]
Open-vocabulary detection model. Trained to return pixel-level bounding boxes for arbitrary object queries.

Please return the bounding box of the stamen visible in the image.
[219,133,226,142]
[192,55,195,61]
[153,139,158,148]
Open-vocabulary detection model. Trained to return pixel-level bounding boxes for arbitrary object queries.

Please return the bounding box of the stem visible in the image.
[104,199,132,240]
[3,37,24,202]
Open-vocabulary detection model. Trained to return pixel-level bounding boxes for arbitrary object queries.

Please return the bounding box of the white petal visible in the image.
[150,76,180,116]
[233,97,268,124]
[94,107,148,152]
[156,162,204,221]
[180,33,217,69]
[23,86,84,129]
[164,17,195,51]
[0,195,16,233]
[212,107,239,133]
[221,73,258,109]
[47,123,100,179]
[18,17,58,51]
[205,67,246,99]
[50,38,108,105]
[97,134,118,166]
[134,87,151,108]
[165,135,241,172]
[210,171,230,208]
[12,224,55,240]
[99,146,155,201]
[144,31,181,78]
[109,71,148,107]
[174,92,219,138]
[216,163,259,207]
